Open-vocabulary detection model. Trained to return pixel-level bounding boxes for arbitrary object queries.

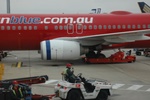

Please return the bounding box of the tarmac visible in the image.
[1,49,150,100]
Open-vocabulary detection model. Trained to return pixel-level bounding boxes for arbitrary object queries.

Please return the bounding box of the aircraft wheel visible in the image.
[67,90,82,100]
[96,90,108,100]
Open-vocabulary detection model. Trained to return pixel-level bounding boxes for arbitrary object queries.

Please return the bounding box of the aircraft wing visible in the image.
[61,29,150,46]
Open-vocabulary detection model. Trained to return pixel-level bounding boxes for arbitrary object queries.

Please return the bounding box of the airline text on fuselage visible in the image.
[0,16,93,24]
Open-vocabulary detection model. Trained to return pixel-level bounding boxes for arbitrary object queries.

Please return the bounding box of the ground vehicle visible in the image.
[0,75,51,100]
[144,48,150,57]
[55,73,112,100]
[134,48,145,56]
[83,51,136,64]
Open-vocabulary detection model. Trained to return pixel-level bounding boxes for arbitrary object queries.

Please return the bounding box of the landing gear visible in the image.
[85,50,105,58]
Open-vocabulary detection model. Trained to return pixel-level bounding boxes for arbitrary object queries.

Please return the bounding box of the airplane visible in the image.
[101,2,150,50]
[0,12,150,60]
[138,2,150,13]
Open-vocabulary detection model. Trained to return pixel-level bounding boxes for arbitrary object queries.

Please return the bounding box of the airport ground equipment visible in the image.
[0,75,53,100]
[55,73,112,100]
[143,48,150,57]
[134,48,145,56]
[134,48,150,57]
[83,51,136,64]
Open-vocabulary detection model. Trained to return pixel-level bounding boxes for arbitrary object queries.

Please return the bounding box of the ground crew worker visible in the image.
[9,81,25,100]
[62,63,76,83]
[127,50,132,55]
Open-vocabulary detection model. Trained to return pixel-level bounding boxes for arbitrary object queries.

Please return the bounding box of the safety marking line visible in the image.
[112,84,125,89]
[44,80,58,84]
[127,85,143,90]
[146,88,150,91]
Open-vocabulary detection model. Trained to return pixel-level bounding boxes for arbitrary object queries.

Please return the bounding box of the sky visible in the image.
[0,0,150,14]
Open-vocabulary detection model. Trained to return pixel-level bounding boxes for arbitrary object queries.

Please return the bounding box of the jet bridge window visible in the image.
[29,26,32,30]
[7,26,10,30]
[44,26,48,30]
[18,26,21,30]
[1,26,5,30]
[12,26,16,30]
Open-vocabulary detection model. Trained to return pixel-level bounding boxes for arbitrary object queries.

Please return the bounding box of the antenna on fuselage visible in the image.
[6,0,11,14]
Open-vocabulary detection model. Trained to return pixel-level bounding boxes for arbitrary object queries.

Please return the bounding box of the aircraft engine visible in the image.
[40,40,88,60]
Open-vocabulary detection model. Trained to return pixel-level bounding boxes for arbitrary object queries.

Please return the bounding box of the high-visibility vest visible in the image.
[12,88,23,98]
[62,68,68,76]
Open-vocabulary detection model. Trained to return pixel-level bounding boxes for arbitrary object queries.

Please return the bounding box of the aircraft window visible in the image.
[137,24,141,29]
[18,26,21,30]
[94,25,97,30]
[89,25,92,30]
[132,25,136,29]
[127,25,131,29]
[24,26,27,30]
[117,25,121,29]
[122,25,126,29]
[59,26,63,30]
[98,25,102,29]
[44,26,48,30]
[77,25,81,29]
[103,25,107,29]
[1,26,5,30]
[112,25,116,29]
[29,26,32,30]
[64,25,67,30]
[68,25,73,30]
[54,26,58,30]
[148,24,150,28]
[108,25,111,29]
[7,26,10,30]
[12,26,16,30]
[83,25,87,30]
[34,26,37,30]
[142,24,146,29]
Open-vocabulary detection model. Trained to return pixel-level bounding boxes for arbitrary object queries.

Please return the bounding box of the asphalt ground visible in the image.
[1,49,150,100]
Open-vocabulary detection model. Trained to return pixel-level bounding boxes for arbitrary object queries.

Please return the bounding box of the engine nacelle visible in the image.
[40,40,88,60]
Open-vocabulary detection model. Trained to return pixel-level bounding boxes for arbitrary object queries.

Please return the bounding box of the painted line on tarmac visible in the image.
[112,84,125,89]
[44,80,59,84]
[127,85,143,90]
[146,88,150,91]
